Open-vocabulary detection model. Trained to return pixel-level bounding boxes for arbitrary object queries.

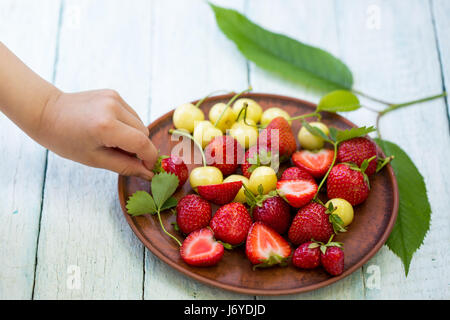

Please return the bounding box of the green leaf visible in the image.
[302,121,330,141]
[151,172,179,210]
[160,196,178,212]
[374,139,431,276]
[126,191,157,216]
[336,126,376,143]
[317,90,360,112]
[210,4,353,93]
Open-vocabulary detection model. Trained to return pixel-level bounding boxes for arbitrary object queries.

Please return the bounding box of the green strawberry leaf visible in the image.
[151,172,179,210]
[152,155,170,174]
[210,3,353,93]
[317,90,360,112]
[374,138,431,276]
[335,126,376,143]
[160,196,178,212]
[126,191,157,216]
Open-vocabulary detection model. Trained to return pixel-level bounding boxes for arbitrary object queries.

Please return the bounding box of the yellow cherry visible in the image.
[173,103,205,133]
[229,119,259,149]
[326,198,354,227]
[189,166,223,191]
[202,126,222,149]
[232,98,263,124]
[261,108,291,126]
[209,103,237,133]
[298,122,330,150]
[223,174,250,203]
[248,166,277,195]
[193,121,213,148]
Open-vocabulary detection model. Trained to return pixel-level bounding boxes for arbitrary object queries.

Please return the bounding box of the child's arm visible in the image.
[0,42,157,179]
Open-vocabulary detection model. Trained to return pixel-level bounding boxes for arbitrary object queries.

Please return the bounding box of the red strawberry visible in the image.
[259,117,296,162]
[197,181,242,205]
[321,245,344,276]
[176,194,212,234]
[276,179,318,208]
[292,241,321,269]
[288,202,334,245]
[153,155,188,189]
[337,137,378,176]
[205,135,244,176]
[180,228,224,267]
[210,202,252,245]
[252,195,291,234]
[245,222,292,267]
[326,163,370,205]
[241,145,271,178]
[291,149,334,178]
[280,166,315,183]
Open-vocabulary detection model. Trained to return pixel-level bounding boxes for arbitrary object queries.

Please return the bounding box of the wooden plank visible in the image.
[336,0,450,299]
[0,0,61,299]
[33,0,152,299]
[143,0,252,299]
[247,0,366,299]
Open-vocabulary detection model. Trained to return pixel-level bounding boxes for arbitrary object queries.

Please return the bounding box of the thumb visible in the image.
[94,148,154,180]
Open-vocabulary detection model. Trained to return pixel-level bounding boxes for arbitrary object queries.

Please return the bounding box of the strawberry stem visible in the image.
[169,129,207,167]
[314,142,338,199]
[214,86,252,127]
[156,210,182,246]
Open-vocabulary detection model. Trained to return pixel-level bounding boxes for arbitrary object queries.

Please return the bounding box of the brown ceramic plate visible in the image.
[118,93,398,296]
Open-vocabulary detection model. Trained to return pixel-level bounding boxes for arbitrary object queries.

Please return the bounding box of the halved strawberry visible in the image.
[280,166,315,183]
[291,149,334,178]
[197,181,243,205]
[180,228,224,267]
[245,222,292,268]
[276,179,318,208]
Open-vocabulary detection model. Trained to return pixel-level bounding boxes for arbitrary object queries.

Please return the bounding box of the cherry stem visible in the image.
[314,142,338,199]
[352,89,393,105]
[379,92,447,116]
[195,89,230,108]
[156,210,182,247]
[169,129,207,167]
[214,86,253,127]
[289,112,321,121]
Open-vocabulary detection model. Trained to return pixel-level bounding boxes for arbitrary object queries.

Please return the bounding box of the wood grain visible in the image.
[246,0,369,299]
[143,0,251,299]
[33,0,151,299]
[336,0,450,299]
[0,0,449,299]
[0,0,61,299]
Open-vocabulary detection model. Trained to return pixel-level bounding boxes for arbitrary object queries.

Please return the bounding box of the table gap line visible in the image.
[31,0,65,300]
[429,0,450,135]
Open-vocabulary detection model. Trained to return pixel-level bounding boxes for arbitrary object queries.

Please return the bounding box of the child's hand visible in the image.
[36,89,157,180]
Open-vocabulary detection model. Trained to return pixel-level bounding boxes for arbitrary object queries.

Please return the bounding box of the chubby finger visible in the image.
[116,105,149,137]
[94,147,154,179]
[101,120,158,163]
[115,93,141,120]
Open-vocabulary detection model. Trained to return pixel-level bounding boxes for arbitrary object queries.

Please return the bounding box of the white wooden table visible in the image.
[1,0,449,300]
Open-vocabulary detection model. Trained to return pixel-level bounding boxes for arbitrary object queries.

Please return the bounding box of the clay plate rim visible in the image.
[118,92,399,296]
